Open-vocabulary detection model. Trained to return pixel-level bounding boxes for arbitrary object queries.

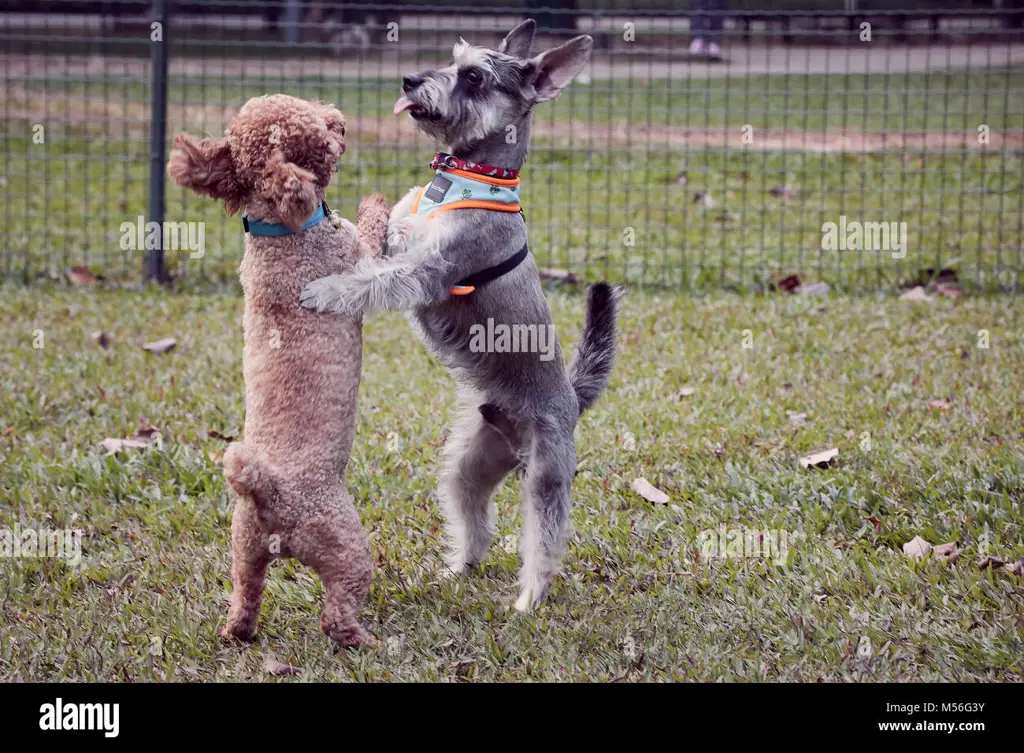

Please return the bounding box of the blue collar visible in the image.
[243,204,326,236]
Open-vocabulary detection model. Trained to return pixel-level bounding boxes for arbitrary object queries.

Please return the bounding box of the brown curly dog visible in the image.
[168,94,390,647]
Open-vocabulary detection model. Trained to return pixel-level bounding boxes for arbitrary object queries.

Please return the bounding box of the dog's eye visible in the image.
[465,69,483,85]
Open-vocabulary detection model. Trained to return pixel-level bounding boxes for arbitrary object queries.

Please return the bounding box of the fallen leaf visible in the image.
[142,337,177,354]
[2,426,14,437]
[537,268,581,285]
[207,450,223,464]
[769,184,797,199]
[978,555,1023,576]
[264,659,302,677]
[674,386,695,398]
[776,273,802,293]
[100,438,152,455]
[900,285,931,302]
[69,266,98,285]
[933,541,959,566]
[928,399,951,411]
[800,448,838,469]
[134,425,160,441]
[631,477,669,505]
[902,536,933,561]
[865,515,882,533]
[207,429,235,442]
[796,282,829,296]
[977,556,1007,571]
[90,330,111,349]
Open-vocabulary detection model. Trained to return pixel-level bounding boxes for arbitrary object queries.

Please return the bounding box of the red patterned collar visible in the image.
[430,152,520,179]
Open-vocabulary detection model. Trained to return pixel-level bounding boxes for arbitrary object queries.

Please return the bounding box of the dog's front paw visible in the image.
[300,275,359,314]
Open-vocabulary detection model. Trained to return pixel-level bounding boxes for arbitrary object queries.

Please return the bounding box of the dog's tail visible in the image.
[569,282,622,414]
[223,442,282,512]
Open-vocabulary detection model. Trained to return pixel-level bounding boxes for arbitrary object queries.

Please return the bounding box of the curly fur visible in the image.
[168,94,389,648]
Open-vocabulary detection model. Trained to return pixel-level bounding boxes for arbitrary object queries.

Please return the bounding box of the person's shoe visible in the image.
[707,42,722,60]
[689,38,706,56]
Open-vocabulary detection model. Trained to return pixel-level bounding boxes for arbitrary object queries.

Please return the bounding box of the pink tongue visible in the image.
[393,95,416,115]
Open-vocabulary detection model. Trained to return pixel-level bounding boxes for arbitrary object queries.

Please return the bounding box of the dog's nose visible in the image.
[402,75,422,92]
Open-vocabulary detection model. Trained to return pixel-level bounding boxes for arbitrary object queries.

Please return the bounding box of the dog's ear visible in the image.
[497,18,536,58]
[167,133,244,213]
[319,103,347,157]
[526,35,593,103]
[260,150,318,232]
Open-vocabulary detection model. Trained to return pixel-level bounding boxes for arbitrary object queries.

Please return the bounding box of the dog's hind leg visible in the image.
[440,393,521,575]
[290,502,376,648]
[221,498,273,641]
[515,416,577,612]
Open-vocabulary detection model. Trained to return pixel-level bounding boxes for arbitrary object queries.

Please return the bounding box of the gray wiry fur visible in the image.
[301,19,620,611]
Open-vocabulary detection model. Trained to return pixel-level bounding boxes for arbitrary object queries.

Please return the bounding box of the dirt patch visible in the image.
[6,84,1021,153]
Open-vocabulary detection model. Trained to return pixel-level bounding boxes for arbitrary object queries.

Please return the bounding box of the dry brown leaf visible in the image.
[100,438,151,455]
[978,556,1024,576]
[776,273,802,293]
[796,282,830,296]
[2,426,14,437]
[69,266,98,285]
[928,399,951,411]
[800,448,838,469]
[769,184,798,199]
[674,386,695,398]
[142,337,177,354]
[207,429,235,442]
[537,268,581,285]
[90,330,111,349]
[933,541,959,566]
[631,477,669,505]
[977,556,1007,571]
[264,659,302,677]
[900,285,931,302]
[902,536,933,561]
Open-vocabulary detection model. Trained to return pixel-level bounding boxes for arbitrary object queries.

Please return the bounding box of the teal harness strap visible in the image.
[413,169,520,216]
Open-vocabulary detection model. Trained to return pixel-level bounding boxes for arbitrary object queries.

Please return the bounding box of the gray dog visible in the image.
[301,19,620,611]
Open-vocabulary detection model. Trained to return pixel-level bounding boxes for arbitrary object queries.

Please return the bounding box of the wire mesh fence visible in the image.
[1,1,1022,292]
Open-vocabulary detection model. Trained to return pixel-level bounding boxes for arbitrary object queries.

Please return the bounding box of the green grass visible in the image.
[1,287,1022,681]
[2,135,1022,291]
[4,68,1022,289]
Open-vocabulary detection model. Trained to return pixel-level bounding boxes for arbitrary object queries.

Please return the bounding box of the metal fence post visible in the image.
[146,0,170,283]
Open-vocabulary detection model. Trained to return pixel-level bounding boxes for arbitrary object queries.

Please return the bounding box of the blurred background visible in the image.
[1,1,1021,291]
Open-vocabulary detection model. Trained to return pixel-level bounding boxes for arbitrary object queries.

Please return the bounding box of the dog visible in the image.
[300,21,620,612]
[168,94,390,647]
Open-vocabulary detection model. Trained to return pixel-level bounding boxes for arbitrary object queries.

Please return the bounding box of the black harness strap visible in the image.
[454,243,529,290]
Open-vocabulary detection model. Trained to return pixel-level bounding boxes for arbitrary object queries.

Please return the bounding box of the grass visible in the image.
[1,286,1022,681]
[2,135,1021,291]
[3,67,1022,289]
